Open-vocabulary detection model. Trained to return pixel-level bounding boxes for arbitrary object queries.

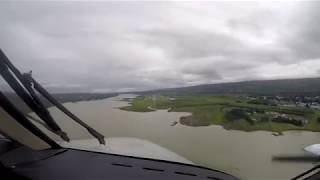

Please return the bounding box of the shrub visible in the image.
[261,116,269,122]
[225,108,249,121]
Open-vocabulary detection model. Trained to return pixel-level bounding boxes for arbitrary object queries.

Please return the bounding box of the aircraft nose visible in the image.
[304,144,320,156]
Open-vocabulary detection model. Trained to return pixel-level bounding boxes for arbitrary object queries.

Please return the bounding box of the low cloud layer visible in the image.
[1,1,320,92]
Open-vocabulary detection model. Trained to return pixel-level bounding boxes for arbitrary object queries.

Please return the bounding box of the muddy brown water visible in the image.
[38,94,320,180]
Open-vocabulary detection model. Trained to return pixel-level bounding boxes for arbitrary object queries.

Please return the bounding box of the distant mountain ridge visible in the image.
[139,77,320,96]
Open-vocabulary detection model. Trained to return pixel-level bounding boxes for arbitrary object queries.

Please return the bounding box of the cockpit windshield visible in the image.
[1,1,320,180]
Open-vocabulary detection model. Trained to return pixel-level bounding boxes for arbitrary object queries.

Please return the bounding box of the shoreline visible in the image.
[118,95,320,134]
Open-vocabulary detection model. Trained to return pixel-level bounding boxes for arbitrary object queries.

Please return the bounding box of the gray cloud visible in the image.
[0,1,320,93]
[283,2,320,60]
[140,28,246,59]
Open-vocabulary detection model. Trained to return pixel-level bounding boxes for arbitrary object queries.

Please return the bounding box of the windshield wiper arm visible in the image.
[0,90,60,148]
[0,49,69,142]
[26,74,105,145]
[0,49,105,145]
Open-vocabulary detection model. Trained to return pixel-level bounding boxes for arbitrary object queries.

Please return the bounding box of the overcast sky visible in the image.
[1,1,320,93]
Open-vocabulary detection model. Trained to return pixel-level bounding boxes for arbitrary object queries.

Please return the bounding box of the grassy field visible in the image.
[120,95,320,133]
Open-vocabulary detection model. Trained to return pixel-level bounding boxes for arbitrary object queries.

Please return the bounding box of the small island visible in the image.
[120,94,320,134]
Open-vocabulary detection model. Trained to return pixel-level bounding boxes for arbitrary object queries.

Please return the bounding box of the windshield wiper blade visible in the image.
[272,155,320,162]
[0,49,69,142]
[0,49,105,145]
[28,75,105,145]
[0,90,60,148]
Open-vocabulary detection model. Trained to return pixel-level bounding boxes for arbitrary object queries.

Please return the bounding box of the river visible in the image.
[43,94,320,180]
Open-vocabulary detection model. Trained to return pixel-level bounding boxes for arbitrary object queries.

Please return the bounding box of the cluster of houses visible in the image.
[243,109,308,127]
[267,112,308,126]
[245,95,320,109]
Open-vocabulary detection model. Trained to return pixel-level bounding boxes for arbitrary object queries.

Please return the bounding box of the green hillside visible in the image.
[139,77,320,96]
